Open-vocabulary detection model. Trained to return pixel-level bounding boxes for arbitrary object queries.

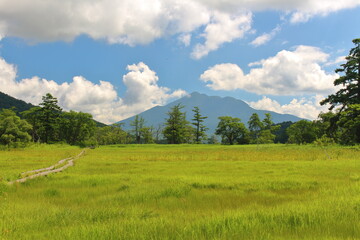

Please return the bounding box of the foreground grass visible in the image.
[0,144,359,239]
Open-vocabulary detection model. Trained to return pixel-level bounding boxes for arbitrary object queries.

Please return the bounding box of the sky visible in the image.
[0,0,359,124]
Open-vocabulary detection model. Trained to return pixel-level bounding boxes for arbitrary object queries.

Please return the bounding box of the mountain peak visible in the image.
[118,92,302,134]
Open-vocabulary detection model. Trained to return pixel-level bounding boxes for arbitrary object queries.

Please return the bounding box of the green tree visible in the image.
[21,106,42,142]
[140,126,155,144]
[273,121,294,143]
[314,112,338,140]
[248,113,263,144]
[38,93,62,143]
[321,38,360,110]
[320,38,360,143]
[286,120,317,144]
[163,104,191,144]
[337,104,360,144]
[130,115,145,144]
[258,113,279,144]
[59,111,96,145]
[191,106,208,144]
[262,113,273,130]
[258,130,275,144]
[0,109,32,147]
[215,116,249,145]
[95,124,128,145]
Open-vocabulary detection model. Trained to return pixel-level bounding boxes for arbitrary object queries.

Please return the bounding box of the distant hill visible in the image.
[0,91,107,127]
[118,92,303,134]
[0,91,35,113]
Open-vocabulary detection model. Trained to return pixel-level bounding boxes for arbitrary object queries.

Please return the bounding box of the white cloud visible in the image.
[248,95,329,120]
[200,45,339,95]
[324,56,346,67]
[250,25,281,47]
[178,33,192,47]
[195,0,360,23]
[191,11,252,59]
[288,0,360,23]
[0,57,186,124]
[0,0,358,58]
[0,0,210,46]
[199,63,246,91]
[122,62,187,113]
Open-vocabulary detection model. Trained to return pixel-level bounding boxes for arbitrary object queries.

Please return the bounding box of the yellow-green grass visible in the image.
[1,144,360,239]
[0,144,82,182]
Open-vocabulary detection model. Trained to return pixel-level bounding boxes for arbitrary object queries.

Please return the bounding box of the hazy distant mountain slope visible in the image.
[0,91,35,112]
[118,92,303,134]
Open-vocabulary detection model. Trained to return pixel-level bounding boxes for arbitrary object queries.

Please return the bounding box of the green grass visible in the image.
[1,144,359,239]
[0,144,81,182]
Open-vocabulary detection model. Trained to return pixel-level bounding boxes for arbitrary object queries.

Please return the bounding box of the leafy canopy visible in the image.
[215,116,248,145]
[0,109,32,147]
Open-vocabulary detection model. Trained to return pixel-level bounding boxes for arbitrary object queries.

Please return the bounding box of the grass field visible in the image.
[0,144,360,239]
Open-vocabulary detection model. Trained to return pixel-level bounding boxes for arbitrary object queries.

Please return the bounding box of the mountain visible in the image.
[118,92,303,134]
[0,91,35,112]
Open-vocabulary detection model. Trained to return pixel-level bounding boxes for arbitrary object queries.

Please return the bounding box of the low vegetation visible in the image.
[1,144,359,239]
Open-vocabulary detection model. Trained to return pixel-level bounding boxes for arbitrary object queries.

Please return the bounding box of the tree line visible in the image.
[1,38,359,147]
[0,95,345,147]
[0,94,284,147]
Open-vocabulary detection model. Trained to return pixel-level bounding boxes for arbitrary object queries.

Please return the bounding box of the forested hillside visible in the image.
[0,91,34,112]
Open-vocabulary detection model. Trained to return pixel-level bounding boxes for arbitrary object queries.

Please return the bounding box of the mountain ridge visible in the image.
[118,92,303,134]
[0,91,35,113]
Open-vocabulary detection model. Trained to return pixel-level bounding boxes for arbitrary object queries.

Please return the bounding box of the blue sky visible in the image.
[0,0,359,124]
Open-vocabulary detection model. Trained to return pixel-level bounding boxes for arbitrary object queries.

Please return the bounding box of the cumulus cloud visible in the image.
[248,95,329,120]
[0,57,186,124]
[288,0,360,23]
[1,0,357,57]
[250,25,281,47]
[0,0,210,45]
[196,0,360,23]
[200,45,339,95]
[191,11,252,59]
[122,62,187,113]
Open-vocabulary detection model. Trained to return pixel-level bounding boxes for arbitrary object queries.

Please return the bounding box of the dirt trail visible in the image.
[8,149,86,185]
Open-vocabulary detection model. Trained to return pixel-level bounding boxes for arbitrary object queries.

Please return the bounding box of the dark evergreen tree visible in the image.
[38,93,62,143]
[163,104,190,144]
[320,38,360,143]
[140,126,154,144]
[248,113,263,144]
[321,38,360,110]
[258,113,279,144]
[191,106,208,144]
